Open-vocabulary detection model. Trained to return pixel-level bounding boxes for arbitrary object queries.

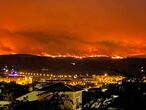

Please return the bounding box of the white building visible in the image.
[17,83,83,110]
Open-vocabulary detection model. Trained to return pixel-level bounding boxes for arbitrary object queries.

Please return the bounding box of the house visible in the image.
[17,83,83,110]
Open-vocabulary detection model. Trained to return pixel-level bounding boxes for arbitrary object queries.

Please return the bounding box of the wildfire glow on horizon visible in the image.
[0,0,146,57]
[0,52,127,60]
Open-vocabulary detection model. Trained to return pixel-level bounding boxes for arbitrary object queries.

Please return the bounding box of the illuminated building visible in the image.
[17,83,83,110]
[0,76,32,85]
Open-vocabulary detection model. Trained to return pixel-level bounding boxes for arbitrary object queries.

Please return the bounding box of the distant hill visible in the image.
[127,54,146,58]
[0,54,146,77]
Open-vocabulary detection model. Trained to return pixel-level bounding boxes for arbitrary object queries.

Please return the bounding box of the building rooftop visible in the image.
[38,83,83,92]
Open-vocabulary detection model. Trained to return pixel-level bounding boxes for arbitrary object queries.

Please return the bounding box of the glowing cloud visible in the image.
[0,0,146,56]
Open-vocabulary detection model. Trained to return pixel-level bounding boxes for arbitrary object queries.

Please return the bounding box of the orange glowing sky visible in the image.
[0,0,146,56]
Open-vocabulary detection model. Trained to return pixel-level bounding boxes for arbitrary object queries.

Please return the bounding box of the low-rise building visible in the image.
[17,83,83,110]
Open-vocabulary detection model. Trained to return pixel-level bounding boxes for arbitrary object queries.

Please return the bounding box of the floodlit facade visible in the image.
[17,83,83,110]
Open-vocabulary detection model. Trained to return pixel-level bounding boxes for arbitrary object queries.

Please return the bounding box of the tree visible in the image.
[42,92,73,110]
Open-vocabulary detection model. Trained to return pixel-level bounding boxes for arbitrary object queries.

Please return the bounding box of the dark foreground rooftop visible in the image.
[38,83,83,92]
